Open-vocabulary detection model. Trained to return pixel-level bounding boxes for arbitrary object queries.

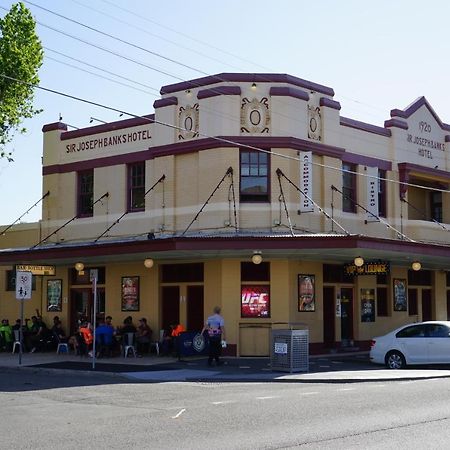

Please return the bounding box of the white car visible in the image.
[370,321,450,369]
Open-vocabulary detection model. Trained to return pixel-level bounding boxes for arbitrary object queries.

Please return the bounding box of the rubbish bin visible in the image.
[271,327,309,373]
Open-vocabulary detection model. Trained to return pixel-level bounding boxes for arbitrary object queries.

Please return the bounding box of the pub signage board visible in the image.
[344,261,390,276]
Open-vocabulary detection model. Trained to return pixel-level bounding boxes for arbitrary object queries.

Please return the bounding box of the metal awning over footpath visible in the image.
[0,232,449,271]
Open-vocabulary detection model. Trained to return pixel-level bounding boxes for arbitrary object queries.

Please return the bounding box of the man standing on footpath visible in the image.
[202,306,226,367]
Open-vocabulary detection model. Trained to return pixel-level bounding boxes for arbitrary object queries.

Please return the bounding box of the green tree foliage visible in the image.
[0,2,43,160]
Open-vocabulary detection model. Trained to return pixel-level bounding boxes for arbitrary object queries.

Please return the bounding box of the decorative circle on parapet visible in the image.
[178,103,199,140]
[184,116,193,131]
[308,105,322,141]
[241,97,270,134]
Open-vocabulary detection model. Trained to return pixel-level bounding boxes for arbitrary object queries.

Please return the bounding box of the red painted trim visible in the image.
[160,73,335,97]
[384,118,408,130]
[269,86,309,101]
[320,97,341,110]
[43,149,152,175]
[342,152,392,171]
[398,162,450,181]
[42,122,68,132]
[57,115,154,140]
[340,117,391,137]
[1,235,449,263]
[390,96,448,130]
[197,86,241,99]
[153,97,178,109]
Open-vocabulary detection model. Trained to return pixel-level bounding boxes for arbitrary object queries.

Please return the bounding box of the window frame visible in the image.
[77,169,94,218]
[127,161,146,212]
[342,163,357,213]
[239,149,270,203]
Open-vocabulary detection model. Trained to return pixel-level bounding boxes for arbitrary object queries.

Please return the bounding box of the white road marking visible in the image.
[239,366,251,369]
[211,400,236,405]
[370,384,386,388]
[299,391,319,396]
[337,387,355,392]
[171,408,186,419]
[256,396,278,400]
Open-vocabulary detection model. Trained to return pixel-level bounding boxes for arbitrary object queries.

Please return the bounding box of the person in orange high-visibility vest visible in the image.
[78,322,93,356]
[170,323,185,337]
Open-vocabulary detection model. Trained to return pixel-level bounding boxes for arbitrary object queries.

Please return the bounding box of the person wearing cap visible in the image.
[136,318,152,356]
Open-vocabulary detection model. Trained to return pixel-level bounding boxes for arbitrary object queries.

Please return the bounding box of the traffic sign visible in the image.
[15,271,32,300]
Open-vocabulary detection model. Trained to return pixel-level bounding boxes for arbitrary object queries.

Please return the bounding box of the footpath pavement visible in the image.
[2,350,450,383]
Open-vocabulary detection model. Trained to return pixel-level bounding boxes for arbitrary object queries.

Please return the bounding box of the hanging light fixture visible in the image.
[144,258,154,269]
[251,251,263,265]
[354,256,364,267]
[411,261,422,271]
[75,262,85,273]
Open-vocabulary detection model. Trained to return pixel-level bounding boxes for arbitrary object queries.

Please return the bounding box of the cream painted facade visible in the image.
[0,73,449,356]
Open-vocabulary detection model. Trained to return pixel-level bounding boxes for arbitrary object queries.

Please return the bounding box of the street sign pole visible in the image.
[90,269,98,370]
[19,297,24,365]
[15,271,32,366]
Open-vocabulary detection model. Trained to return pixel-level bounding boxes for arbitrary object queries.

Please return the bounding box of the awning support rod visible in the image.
[331,184,414,242]
[94,175,165,242]
[1,191,50,236]
[277,169,350,236]
[31,192,109,249]
[182,167,233,236]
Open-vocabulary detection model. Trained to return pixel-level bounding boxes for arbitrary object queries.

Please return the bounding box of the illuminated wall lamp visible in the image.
[75,262,85,274]
[144,258,154,269]
[411,261,422,271]
[354,256,364,267]
[251,251,263,265]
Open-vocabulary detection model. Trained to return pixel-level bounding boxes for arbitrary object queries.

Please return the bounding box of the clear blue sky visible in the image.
[1,0,449,225]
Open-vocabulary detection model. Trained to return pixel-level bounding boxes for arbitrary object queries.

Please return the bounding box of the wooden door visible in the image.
[323,286,335,348]
[422,289,432,322]
[161,286,180,331]
[186,285,204,332]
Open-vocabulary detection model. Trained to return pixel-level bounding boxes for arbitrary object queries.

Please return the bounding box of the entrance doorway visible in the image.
[70,288,105,333]
[186,285,204,332]
[323,286,335,348]
[161,286,180,331]
[340,288,353,345]
[422,289,432,321]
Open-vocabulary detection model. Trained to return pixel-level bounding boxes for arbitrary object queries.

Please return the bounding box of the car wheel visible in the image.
[385,351,406,369]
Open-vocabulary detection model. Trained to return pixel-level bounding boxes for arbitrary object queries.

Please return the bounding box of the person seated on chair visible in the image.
[0,319,13,352]
[161,323,186,356]
[52,321,67,344]
[29,316,50,353]
[136,318,152,356]
[96,319,114,357]
[120,316,137,334]
[78,321,94,357]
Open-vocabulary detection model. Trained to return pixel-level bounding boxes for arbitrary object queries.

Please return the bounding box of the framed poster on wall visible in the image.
[393,278,407,312]
[361,289,375,322]
[298,274,315,311]
[241,285,270,318]
[121,276,140,311]
[47,279,62,312]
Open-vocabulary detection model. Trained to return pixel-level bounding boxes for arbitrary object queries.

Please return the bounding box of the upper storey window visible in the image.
[240,150,269,202]
[128,162,145,212]
[77,169,94,217]
[342,163,357,213]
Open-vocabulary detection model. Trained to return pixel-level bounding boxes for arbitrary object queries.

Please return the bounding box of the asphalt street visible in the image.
[2,369,450,449]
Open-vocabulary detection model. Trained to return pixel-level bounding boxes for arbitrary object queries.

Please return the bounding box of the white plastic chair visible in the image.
[123,332,137,358]
[12,330,21,354]
[150,329,164,356]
